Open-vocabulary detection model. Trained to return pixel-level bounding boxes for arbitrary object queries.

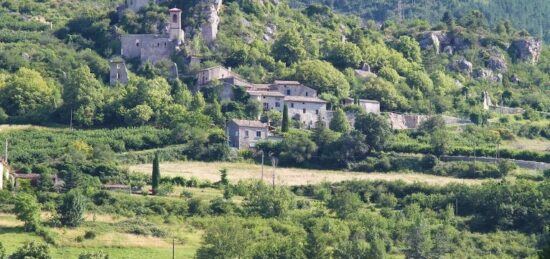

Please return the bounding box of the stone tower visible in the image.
[169,8,184,45]
[109,59,129,86]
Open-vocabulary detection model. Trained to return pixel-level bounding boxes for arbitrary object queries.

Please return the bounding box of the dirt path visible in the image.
[128,161,483,186]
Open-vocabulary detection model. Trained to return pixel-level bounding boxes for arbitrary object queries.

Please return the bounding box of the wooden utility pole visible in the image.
[271,157,278,188]
[172,239,175,259]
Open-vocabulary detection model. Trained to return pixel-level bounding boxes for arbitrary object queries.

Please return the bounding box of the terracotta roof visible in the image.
[284,96,327,103]
[359,99,380,104]
[231,119,267,128]
[247,90,285,97]
[273,80,301,85]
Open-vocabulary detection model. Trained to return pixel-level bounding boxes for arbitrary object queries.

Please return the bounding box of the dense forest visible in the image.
[291,0,550,42]
[0,0,549,258]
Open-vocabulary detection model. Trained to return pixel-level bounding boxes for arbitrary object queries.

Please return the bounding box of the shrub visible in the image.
[84,231,96,240]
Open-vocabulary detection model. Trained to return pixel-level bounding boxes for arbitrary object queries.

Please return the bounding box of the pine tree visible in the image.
[282,104,289,132]
[152,152,160,195]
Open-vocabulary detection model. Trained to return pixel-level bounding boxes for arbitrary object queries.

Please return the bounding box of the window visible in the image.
[303,108,306,114]
[135,40,140,47]
[291,103,294,108]
[244,130,249,138]
[116,73,120,80]
[286,89,291,95]
[275,102,280,108]
[316,109,319,115]
[256,131,262,137]
[235,131,238,137]
[306,92,309,96]
[263,103,269,110]
[172,14,178,23]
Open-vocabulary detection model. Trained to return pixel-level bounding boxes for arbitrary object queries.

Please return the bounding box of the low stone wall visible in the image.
[441,155,550,170]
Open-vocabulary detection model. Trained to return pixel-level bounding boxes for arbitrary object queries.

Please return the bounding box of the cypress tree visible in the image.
[282,104,289,132]
[152,152,160,195]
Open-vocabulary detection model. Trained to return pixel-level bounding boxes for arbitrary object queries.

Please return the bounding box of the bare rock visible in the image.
[448,58,473,75]
[486,56,508,72]
[509,37,542,64]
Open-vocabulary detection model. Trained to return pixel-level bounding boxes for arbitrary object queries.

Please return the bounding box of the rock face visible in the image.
[474,68,502,82]
[486,56,507,72]
[418,31,470,54]
[509,37,542,64]
[201,0,222,43]
[447,58,473,75]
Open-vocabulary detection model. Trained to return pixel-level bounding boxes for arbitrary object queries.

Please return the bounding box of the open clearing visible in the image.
[128,161,484,186]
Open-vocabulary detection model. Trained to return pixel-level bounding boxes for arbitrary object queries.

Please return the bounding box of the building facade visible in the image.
[120,8,184,63]
[269,80,317,97]
[227,119,269,149]
[285,96,328,129]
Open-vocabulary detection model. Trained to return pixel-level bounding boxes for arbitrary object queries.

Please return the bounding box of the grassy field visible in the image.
[502,137,550,152]
[128,161,484,186]
[0,213,201,258]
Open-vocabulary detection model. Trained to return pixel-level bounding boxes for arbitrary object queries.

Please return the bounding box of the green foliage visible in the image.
[328,191,363,219]
[0,68,59,120]
[244,182,296,218]
[14,193,41,232]
[196,218,252,259]
[64,65,105,126]
[9,241,51,259]
[329,108,350,133]
[325,41,363,69]
[152,152,160,195]
[78,251,109,259]
[58,191,87,228]
[294,60,350,98]
[354,113,391,151]
[271,28,307,66]
[282,104,290,132]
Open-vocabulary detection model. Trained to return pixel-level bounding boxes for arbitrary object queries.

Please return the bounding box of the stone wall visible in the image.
[109,60,129,85]
[269,84,317,97]
[287,101,327,129]
[120,34,176,63]
[388,113,471,130]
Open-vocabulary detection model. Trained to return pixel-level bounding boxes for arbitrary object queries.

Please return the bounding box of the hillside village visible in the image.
[2,0,550,258]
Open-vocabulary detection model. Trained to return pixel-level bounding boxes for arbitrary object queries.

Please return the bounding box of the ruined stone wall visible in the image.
[121,34,175,63]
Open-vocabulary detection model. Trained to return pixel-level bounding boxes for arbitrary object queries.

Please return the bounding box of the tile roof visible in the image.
[273,80,301,85]
[284,96,327,103]
[231,119,268,128]
[247,90,285,97]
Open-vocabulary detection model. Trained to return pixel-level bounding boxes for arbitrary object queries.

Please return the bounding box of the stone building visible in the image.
[196,66,242,86]
[120,8,184,63]
[269,80,317,97]
[109,58,129,86]
[248,91,285,112]
[227,119,269,149]
[285,96,328,128]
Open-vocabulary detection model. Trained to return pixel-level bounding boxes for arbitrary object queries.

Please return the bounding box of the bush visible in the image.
[433,162,504,179]
[84,231,96,240]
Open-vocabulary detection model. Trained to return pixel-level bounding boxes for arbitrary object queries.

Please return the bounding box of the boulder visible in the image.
[509,37,542,64]
[448,58,473,75]
[486,56,507,72]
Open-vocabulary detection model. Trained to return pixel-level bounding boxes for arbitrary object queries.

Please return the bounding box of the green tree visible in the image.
[418,116,446,135]
[280,131,318,165]
[396,36,422,63]
[219,168,229,186]
[196,218,252,259]
[328,191,363,219]
[295,60,350,98]
[272,28,307,65]
[430,129,448,157]
[405,217,433,259]
[58,191,86,227]
[131,77,172,112]
[14,193,41,232]
[369,239,386,259]
[354,113,391,151]
[152,152,160,195]
[326,41,363,69]
[205,99,224,126]
[9,241,51,259]
[124,104,153,126]
[282,104,290,132]
[329,108,350,133]
[244,182,296,218]
[64,65,104,126]
[190,92,206,113]
[0,68,58,118]
[334,240,370,259]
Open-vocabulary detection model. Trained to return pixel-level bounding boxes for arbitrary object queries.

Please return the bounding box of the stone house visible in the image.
[248,91,285,112]
[196,66,243,86]
[120,8,184,63]
[269,80,317,97]
[285,96,328,129]
[227,119,269,149]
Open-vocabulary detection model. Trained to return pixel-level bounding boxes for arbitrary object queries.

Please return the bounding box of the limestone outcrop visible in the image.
[447,58,473,75]
[509,37,542,64]
[200,0,222,43]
